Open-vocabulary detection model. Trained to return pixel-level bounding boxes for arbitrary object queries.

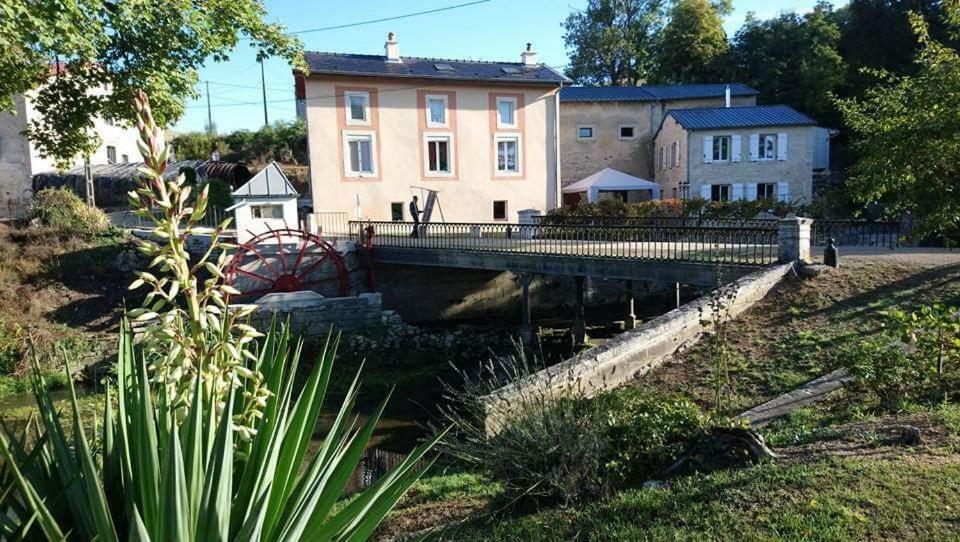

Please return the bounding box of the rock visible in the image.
[29,217,42,228]
[112,249,146,273]
[798,264,832,278]
[896,425,922,446]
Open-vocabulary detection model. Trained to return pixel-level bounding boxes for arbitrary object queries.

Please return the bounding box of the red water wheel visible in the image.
[225,228,349,300]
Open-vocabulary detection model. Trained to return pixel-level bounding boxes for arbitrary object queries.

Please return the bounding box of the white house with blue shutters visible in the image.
[652,104,819,204]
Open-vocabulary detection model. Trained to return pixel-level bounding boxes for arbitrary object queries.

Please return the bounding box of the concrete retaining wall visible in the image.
[248,292,387,337]
[481,262,794,435]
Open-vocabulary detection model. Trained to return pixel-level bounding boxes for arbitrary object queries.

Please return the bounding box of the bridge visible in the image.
[345,216,902,343]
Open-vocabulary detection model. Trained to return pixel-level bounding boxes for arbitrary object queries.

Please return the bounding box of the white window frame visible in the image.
[494,133,522,176]
[344,91,371,126]
[106,145,117,164]
[423,132,455,177]
[618,124,636,140]
[424,94,449,128]
[711,184,731,202]
[758,134,776,161]
[250,204,284,219]
[343,131,377,178]
[576,124,596,141]
[496,97,518,129]
[757,182,777,200]
[712,136,731,162]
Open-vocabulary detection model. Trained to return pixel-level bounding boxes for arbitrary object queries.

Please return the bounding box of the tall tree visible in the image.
[0,0,302,166]
[653,0,731,83]
[563,0,665,86]
[729,2,845,125]
[838,0,957,97]
[836,2,960,241]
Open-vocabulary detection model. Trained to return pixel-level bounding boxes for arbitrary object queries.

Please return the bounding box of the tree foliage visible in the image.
[563,0,665,85]
[729,3,845,126]
[836,3,960,241]
[0,0,303,167]
[172,120,307,166]
[653,0,731,83]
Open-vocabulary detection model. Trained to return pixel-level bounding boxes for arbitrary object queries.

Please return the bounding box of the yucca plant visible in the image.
[0,90,440,540]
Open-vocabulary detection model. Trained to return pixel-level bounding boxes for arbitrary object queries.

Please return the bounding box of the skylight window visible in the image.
[501,67,521,74]
[434,63,455,72]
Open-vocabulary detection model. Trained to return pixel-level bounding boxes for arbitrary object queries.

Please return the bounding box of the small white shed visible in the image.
[228,162,300,243]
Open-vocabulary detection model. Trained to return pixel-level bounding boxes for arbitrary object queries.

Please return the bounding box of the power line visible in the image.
[206,80,289,92]
[288,0,491,35]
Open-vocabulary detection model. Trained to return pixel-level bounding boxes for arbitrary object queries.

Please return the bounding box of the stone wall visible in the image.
[481,262,794,435]
[248,292,388,338]
[373,263,665,323]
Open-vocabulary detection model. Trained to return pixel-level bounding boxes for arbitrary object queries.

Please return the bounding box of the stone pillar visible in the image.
[624,279,637,330]
[778,216,813,263]
[573,276,586,345]
[518,274,534,345]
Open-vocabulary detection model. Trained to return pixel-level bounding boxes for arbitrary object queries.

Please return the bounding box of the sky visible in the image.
[174,0,847,134]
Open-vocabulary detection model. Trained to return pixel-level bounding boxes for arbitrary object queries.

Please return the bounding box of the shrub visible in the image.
[436,357,711,507]
[547,197,800,220]
[32,187,110,237]
[839,337,923,408]
[199,177,233,210]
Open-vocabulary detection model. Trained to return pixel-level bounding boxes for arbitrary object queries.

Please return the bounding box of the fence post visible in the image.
[778,216,813,263]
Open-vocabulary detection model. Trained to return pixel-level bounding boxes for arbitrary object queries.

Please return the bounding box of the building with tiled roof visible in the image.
[298,34,569,223]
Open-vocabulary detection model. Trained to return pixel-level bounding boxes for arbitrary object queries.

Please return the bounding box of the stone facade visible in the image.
[654,116,815,204]
[559,95,756,186]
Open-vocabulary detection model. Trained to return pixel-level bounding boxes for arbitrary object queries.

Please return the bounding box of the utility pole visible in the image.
[260,58,269,126]
[205,81,214,135]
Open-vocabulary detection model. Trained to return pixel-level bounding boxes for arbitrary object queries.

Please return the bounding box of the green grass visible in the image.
[443,455,960,541]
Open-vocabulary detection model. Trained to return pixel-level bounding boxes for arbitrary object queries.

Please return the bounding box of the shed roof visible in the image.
[232,162,299,199]
[666,105,817,130]
[560,83,758,103]
[302,52,569,85]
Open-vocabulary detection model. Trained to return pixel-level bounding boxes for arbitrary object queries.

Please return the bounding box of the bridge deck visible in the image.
[359,221,779,286]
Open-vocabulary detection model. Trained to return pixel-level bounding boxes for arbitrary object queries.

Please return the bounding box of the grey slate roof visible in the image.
[560,83,758,102]
[232,162,299,199]
[666,105,817,130]
[303,52,569,85]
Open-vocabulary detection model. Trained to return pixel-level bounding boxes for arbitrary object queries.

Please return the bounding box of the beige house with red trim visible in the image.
[297,34,568,224]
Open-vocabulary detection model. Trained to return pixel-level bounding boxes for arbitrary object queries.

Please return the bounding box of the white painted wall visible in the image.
[233,197,299,244]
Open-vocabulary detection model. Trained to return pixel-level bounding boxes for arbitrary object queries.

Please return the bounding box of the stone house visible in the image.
[653,104,818,204]
[297,34,569,224]
[558,84,758,187]
[0,86,140,214]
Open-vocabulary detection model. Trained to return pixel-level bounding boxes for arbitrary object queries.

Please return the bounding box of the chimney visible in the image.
[385,32,401,63]
[725,84,731,108]
[521,42,538,66]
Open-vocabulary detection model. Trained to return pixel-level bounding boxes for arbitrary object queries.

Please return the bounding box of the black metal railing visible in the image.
[354,220,778,266]
[812,220,901,248]
[534,215,779,230]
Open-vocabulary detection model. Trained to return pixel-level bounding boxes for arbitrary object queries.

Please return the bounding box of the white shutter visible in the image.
[703,136,713,163]
[732,183,744,200]
[700,184,711,200]
[674,141,681,167]
[777,181,790,202]
[777,133,788,160]
[749,134,759,161]
[745,183,758,201]
[731,135,742,162]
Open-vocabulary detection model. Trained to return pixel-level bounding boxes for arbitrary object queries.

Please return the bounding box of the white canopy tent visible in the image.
[562,168,661,203]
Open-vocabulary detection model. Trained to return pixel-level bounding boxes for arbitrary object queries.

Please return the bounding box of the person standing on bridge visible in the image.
[409,195,420,238]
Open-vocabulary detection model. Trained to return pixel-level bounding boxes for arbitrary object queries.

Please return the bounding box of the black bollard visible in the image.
[824,238,839,268]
